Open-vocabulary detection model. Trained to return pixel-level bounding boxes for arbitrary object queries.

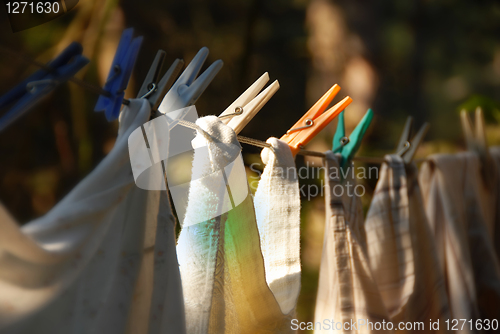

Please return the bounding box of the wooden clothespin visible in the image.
[280,84,352,156]
[460,107,494,182]
[218,72,279,134]
[396,116,429,163]
[461,107,487,155]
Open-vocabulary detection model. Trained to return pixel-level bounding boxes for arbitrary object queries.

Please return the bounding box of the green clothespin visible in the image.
[332,108,374,169]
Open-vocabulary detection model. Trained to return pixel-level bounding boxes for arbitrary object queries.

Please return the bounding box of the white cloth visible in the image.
[254,138,301,315]
[176,116,294,334]
[0,99,151,333]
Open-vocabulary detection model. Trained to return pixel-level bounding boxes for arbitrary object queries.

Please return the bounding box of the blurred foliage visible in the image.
[0,0,500,332]
[459,95,500,124]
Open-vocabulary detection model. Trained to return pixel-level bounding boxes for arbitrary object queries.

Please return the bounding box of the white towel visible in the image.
[176,117,294,333]
[254,138,301,315]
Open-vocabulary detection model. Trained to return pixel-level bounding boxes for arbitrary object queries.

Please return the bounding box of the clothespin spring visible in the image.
[219,106,244,119]
[139,83,157,100]
[397,141,411,156]
[333,136,350,153]
[287,118,314,134]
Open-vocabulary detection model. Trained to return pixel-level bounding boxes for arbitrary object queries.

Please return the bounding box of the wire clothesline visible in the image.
[176,119,426,164]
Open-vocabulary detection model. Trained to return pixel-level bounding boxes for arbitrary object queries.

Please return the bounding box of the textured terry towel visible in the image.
[0,99,153,334]
[176,116,293,334]
[314,152,391,334]
[364,155,450,331]
[419,152,500,325]
[254,138,301,315]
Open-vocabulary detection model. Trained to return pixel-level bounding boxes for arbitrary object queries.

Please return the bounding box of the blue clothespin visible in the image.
[333,108,374,169]
[158,47,223,114]
[94,28,143,121]
[0,42,89,133]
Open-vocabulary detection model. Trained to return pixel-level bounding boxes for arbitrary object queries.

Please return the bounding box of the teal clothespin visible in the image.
[332,108,373,169]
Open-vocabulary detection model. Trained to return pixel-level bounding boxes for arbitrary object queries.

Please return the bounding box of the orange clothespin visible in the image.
[281,84,352,156]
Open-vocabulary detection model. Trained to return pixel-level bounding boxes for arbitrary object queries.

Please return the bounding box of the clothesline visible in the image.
[176,119,426,164]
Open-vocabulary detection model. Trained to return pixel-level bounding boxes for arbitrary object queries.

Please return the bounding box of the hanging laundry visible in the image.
[0,99,151,334]
[176,116,294,334]
[419,153,500,327]
[314,152,391,334]
[254,138,301,315]
[125,187,185,334]
[364,155,450,332]
[126,47,225,334]
[117,52,186,334]
[121,114,186,334]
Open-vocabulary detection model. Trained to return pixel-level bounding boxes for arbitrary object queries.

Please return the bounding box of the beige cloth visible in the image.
[365,155,450,332]
[176,116,293,334]
[314,153,391,334]
[419,152,500,326]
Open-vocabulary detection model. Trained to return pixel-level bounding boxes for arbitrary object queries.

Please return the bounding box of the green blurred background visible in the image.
[0,0,500,330]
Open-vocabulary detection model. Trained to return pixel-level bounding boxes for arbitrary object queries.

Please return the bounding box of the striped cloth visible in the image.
[365,155,450,332]
[314,152,391,334]
[419,152,500,327]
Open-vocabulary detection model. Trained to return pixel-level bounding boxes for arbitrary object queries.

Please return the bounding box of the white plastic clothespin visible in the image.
[218,72,279,134]
[158,47,223,115]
